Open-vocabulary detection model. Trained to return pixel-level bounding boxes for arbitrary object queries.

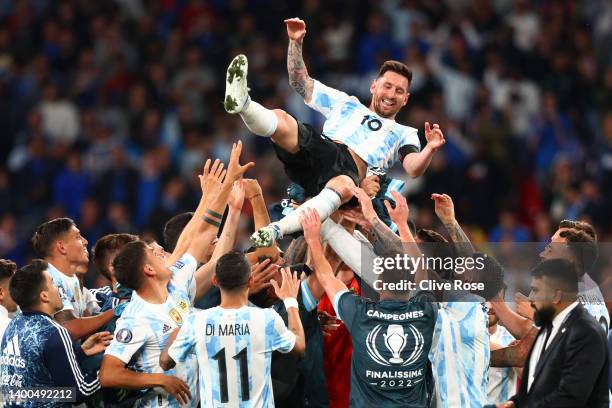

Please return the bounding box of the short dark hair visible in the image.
[92,233,139,281]
[10,260,49,310]
[559,229,598,274]
[113,241,148,290]
[472,254,505,301]
[0,259,17,282]
[163,212,193,252]
[215,251,251,292]
[558,220,597,241]
[378,60,412,86]
[32,218,75,258]
[417,229,453,279]
[284,236,308,265]
[531,259,578,293]
[417,229,448,243]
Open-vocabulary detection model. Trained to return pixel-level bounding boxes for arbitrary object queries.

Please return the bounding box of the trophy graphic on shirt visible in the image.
[383,324,407,364]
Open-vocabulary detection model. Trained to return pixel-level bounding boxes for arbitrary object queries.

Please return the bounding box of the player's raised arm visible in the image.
[402,122,445,178]
[285,18,314,102]
[431,193,475,257]
[300,209,348,302]
[165,158,225,266]
[270,267,306,356]
[193,180,245,300]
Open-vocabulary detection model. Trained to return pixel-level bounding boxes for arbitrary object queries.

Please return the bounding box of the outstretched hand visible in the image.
[284,18,307,42]
[228,179,246,210]
[271,267,300,301]
[352,187,378,223]
[385,191,409,227]
[424,122,445,151]
[199,158,226,199]
[226,141,255,183]
[300,208,321,245]
[431,193,455,224]
[81,331,113,356]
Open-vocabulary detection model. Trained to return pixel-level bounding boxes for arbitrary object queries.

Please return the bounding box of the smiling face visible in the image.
[370,71,410,119]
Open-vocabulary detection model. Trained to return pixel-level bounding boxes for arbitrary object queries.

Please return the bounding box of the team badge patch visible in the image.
[116,328,133,343]
[169,308,183,325]
[177,299,189,312]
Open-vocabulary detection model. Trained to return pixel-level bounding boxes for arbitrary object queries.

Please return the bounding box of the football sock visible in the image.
[272,188,342,237]
[239,97,278,137]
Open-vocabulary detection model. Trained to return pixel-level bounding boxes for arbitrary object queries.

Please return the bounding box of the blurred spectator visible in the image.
[489,210,531,243]
[39,82,80,145]
[0,0,609,267]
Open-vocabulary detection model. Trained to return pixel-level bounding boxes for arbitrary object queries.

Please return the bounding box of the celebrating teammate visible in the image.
[224,17,445,248]
[300,206,438,407]
[160,252,305,406]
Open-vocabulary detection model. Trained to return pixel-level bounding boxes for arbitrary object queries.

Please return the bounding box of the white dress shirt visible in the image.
[527,301,579,391]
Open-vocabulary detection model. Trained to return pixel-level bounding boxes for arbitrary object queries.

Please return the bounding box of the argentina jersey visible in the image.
[47,263,87,317]
[167,305,296,407]
[105,253,199,408]
[578,273,610,332]
[306,80,420,170]
[487,325,518,405]
[430,300,490,408]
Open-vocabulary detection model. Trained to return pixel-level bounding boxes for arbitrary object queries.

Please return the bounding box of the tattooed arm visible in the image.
[490,327,537,367]
[285,18,314,102]
[432,193,475,257]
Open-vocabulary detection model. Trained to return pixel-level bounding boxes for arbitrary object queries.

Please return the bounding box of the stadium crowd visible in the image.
[1,0,612,407]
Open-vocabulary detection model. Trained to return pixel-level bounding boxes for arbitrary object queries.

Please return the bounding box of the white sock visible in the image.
[239,98,278,137]
[273,188,342,237]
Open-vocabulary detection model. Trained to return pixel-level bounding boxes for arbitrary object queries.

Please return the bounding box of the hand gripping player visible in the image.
[224,17,445,248]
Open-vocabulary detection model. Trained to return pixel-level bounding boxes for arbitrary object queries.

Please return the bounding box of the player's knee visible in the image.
[326,175,356,201]
[272,109,292,132]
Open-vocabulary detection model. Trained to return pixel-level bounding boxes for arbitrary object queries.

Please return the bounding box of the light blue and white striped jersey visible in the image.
[578,273,610,333]
[167,305,296,407]
[429,299,490,408]
[306,80,420,170]
[47,263,87,317]
[487,325,518,405]
[105,253,199,408]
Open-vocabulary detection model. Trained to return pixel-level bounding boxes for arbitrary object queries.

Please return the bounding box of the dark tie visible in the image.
[538,323,554,362]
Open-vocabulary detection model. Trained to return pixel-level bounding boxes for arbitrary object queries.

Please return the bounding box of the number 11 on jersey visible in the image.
[212,347,250,403]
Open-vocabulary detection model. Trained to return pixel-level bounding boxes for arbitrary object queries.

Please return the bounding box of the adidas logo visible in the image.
[162,324,172,334]
[1,335,26,368]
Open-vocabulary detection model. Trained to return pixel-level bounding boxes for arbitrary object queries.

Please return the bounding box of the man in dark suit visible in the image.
[499,259,609,407]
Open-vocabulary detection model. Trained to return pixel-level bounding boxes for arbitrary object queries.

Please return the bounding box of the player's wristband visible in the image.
[283,298,299,310]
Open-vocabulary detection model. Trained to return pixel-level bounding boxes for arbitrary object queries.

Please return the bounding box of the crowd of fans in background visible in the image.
[1,0,612,289]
